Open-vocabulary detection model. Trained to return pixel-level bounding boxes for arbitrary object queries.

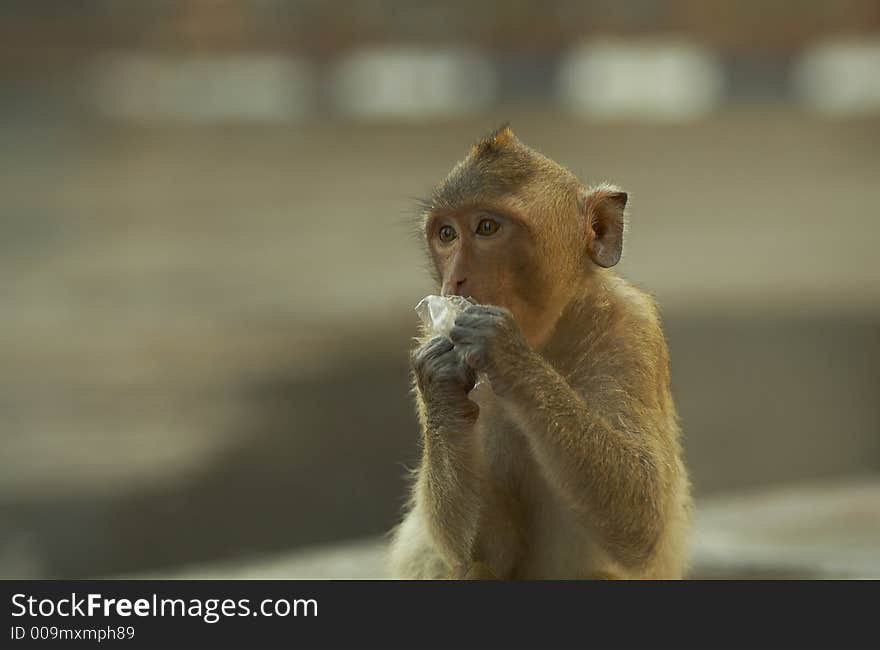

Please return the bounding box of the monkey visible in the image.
[388,125,692,579]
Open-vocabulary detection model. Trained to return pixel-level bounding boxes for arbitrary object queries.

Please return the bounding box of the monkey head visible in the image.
[420,125,627,349]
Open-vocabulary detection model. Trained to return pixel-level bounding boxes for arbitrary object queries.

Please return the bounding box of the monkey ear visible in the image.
[583,185,627,268]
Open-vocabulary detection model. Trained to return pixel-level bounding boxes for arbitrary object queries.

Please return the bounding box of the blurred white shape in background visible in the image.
[87,53,313,123]
[793,38,880,116]
[557,39,725,121]
[331,47,496,120]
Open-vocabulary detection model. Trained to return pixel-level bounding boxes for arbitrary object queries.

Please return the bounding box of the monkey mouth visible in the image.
[442,290,479,303]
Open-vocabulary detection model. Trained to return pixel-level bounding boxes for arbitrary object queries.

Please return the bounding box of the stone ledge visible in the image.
[135,476,880,579]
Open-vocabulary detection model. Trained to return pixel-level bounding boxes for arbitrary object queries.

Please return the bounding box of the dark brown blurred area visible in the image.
[1,1,878,579]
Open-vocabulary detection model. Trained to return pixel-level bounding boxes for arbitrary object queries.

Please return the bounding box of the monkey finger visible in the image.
[420,336,454,359]
[449,324,480,344]
[411,338,454,377]
[454,311,497,328]
[460,305,493,320]
[463,304,510,319]
[455,341,489,370]
[457,359,478,391]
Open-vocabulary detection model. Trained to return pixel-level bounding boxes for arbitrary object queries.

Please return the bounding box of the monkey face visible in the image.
[425,207,552,348]
[419,126,628,350]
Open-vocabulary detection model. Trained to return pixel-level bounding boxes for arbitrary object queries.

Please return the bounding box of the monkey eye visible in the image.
[476,218,500,237]
[438,224,457,243]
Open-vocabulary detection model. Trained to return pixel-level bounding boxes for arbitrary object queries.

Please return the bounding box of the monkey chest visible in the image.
[472,387,610,577]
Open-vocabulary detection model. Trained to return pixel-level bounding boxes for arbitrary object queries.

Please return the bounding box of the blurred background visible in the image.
[1,0,879,579]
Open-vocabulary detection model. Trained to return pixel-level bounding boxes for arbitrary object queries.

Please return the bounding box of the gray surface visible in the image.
[138,477,880,580]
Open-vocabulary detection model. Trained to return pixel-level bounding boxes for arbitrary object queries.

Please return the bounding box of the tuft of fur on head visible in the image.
[471,123,517,155]
[421,123,538,216]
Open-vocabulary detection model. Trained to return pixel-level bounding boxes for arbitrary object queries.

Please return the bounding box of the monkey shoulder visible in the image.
[604,278,668,355]
[605,275,663,330]
[558,278,671,403]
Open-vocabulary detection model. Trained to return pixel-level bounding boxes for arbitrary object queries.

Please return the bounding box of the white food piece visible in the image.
[415,295,473,338]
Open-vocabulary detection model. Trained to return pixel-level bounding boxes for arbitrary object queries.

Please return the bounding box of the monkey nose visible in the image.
[443,278,468,297]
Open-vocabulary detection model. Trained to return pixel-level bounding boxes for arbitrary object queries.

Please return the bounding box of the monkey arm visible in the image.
[451,304,672,568]
[407,336,487,572]
[502,351,671,569]
[389,500,456,579]
[411,398,487,574]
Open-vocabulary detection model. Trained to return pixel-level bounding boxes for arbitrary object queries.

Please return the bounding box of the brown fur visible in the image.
[389,126,692,579]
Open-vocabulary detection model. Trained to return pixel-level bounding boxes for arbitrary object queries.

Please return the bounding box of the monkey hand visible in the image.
[411,336,479,427]
[450,305,533,397]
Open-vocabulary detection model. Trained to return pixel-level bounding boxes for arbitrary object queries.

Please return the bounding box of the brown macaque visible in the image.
[388,125,691,579]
